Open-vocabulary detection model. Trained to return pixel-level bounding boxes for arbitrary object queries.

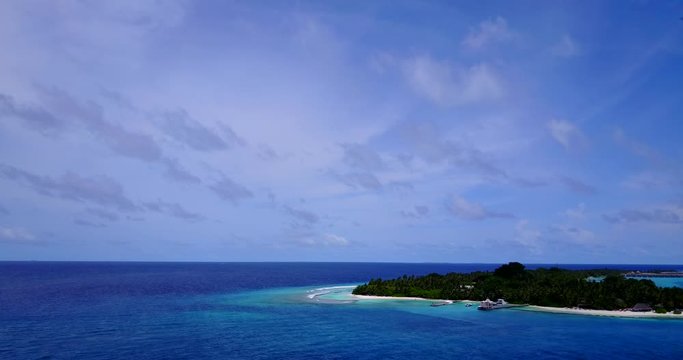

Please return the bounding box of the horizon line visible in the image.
[1,260,681,266]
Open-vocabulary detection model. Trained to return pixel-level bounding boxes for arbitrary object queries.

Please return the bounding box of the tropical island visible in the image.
[352,262,683,316]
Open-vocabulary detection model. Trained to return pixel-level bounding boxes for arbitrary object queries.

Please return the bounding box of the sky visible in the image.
[0,0,682,263]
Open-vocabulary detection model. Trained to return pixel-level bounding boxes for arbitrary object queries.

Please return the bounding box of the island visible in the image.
[352,262,683,316]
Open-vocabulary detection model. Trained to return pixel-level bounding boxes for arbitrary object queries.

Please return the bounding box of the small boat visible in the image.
[465,303,473,307]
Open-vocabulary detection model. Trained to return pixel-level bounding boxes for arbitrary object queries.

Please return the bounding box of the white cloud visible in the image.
[564,203,586,220]
[514,220,541,250]
[621,172,680,190]
[449,196,486,219]
[0,0,188,73]
[405,56,503,106]
[0,226,35,241]
[462,16,513,49]
[547,119,586,150]
[401,205,430,219]
[296,233,349,247]
[603,206,683,225]
[613,128,661,163]
[447,196,512,220]
[551,225,596,244]
[322,233,349,246]
[551,35,580,57]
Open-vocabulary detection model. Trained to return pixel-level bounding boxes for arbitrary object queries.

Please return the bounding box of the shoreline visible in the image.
[519,305,683,319]
[351,294,466,303]
[351,294,683,319]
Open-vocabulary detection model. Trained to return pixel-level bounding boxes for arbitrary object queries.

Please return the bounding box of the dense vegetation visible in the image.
[352,262,683,311]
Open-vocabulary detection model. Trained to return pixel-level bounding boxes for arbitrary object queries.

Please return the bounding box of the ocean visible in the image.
[1,262,682,359]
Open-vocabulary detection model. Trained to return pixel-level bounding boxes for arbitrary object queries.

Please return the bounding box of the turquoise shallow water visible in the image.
[1,262,682,359]
[642,276,683,288]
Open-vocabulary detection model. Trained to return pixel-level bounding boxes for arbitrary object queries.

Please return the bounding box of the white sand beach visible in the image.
[521,305,683,319]
[351,294,456,303]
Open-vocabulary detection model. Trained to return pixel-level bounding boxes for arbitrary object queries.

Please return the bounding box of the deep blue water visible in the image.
[1,262,682,359]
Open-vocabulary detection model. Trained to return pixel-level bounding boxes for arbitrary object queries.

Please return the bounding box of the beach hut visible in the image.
[630,303,652,312]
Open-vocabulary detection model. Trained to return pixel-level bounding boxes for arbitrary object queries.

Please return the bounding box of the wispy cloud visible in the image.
[85,208,120,222]
[74,218,107,228]
[564,203,586,220]
[550,35,580,57]
[0,225,46,246]
[511,175,595,195]
[548,224,596,245]
[400,205,430,219]
[0,164,138,211]
[341,143,386,171]
[0,226,36,242]
[0,164,208,223]
[256,144,280,162]
[559,176,596,195]
[321,233,349,246]
[329,142,394,192]
[621,171,681,190]
[447,196,513,220]
[613,128,682,192]
[462,16,513,49]
[547,119,587,150]
[0,93,66,135]
[162,158,202,184]
[209,178,254,204]
[613,128,664,165]
[332,171,383,191]
[394,120,507,178]
[283,205,320,226]
[38,87,163,162]
[143,200,204,221]
[2,90,217,188]
[514,219,542,251]
[603,208,682,225]
[404,56,503,106]
[294,232,350,247]
[161,109,244,152]
[0,0,188,68]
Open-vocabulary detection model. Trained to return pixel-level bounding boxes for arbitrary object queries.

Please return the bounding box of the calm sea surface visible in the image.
[1,262,682,359]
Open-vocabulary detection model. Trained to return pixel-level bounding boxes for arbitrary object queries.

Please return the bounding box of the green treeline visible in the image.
[352,262,683,311]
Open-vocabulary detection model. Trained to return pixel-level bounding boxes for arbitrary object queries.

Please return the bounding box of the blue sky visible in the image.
[1,0,682,263]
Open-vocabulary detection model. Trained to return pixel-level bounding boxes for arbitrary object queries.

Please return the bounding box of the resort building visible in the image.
[631,303,652,312]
